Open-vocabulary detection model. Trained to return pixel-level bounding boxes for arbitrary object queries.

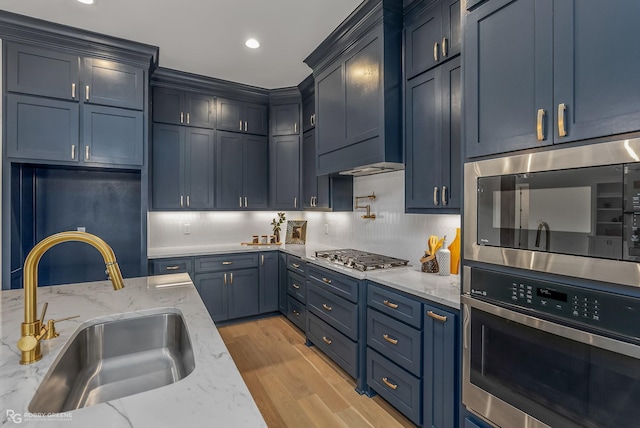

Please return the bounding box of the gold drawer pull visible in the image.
[292,283,301,289]
[382,377,398,390]
[165,265,181,270]
[383,300,399,309]
[222,261,233,265]
[292,263,301,268]
[322,336,332,345]
[558,103,567,137]
[322,303,332,311]
[322,277,332,284]
[383,334,398,345]
[292,310,300,316]
[536,108,546,141]
[427,310,448,322]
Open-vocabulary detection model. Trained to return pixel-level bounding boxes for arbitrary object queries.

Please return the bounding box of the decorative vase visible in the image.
[275,230,280,243]
[436,236,451,276]
[448,227,461,275]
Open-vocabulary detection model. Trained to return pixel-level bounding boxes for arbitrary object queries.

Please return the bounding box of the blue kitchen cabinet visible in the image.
[423,303,457,428]
[404,0,461,79]
[270,135,301,210]
[216,131,268,209]
[217,97,268,136]
[465,0,640,158]
[150,257,194,279]
[151,123,215,210]
[153,87,216,129]
[259,251,279,313]
[82,57,144,110]
[195,272,228,322]
[227,268,260,319]
[278,252,287,313]
[302,94,315,133]
[271,103,300,136]
[405,57,461,212]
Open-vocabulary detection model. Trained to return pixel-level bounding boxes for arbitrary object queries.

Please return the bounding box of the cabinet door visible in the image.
[316,63,345,156]
[440,57,462,210]
[195,272,228,322]
[153,87,185,125]
[244,102,269,135]
[270,135,300,209]
[553,1,640,144]
[243,135,269,209]
[271,103,300,136]
[227,268,260,320]
[151,124,184,210]
[83,58,144,110]
[6,43,80,100]
[405,3,443,79]
[215,131,244,208]
[464,0,553,158]
[185,93,216,129]
[278,252,287,313]
[302,131,318,209]
[6,94,79,162]
[83,105,143,166]
[302,95,315,132]
[185,128,215,209]
[424,304,457,428]
[217,98,243,132]
[442,0,462,61]
[259,252,279,313]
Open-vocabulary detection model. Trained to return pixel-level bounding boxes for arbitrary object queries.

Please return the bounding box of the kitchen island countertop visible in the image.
[0,274,266,428]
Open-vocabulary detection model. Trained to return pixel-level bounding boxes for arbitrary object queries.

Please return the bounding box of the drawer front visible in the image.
[367,283,423,328]
[287,255,305,275]
[367,349,422,426]
[151,258,193,276]
[286,296,306,331]
[367,309,422,377]
[307,264,359,303]
[307,313,357,379]
[287,271,306,303]
[195,253,258,273]
[307,284,358,340]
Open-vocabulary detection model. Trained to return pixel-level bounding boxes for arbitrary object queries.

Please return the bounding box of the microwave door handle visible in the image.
[461,295,640,360]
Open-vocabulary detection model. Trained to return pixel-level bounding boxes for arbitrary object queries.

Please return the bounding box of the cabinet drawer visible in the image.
[307,284,358,340]
[367,309,422,377]
[195,253,258,273]
[307,313,357,379]
[286,296,306,331]
[287,271,306,303]
[367,349,422,426]
[151,258,193,276]
[367,283,423,328]
[287,255,305,275]
[307,265,359,303]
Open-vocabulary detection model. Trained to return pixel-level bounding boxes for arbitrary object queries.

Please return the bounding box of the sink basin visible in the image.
[29,312,195,413]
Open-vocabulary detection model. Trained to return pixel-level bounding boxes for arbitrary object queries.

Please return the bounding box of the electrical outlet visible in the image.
[183,223,191,235]
[77,226,86,232]
[325,224,329,235]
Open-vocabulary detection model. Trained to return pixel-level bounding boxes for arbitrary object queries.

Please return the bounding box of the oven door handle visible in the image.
[462,295,640,359]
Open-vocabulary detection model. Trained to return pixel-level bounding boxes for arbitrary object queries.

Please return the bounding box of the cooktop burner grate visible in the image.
[314,249,409,271]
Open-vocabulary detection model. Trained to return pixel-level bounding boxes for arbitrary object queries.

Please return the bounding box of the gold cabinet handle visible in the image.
[427,310,448,322]
[382,377,398,390]
[294,197,298,208]
[322,303,332,311]
[383,334,398,345]
[442,37,448,57]
[261,255,264,266]
[165,265,181,270]
[224,273,227,285]
[292,283,300,289]
[383,299,399,309]
[322,336,332,345]
[434,42,439,62]
[230,272,233,284]
[85,85,90,101]
[180,195,184,207]
[71,83,76,99]
[442,186,447,206]
[558,103,567,137]
[85,145,90,160]
[222,261,233,265]
[292,263,301,268]
[292,309,300,316]
[433,187,439,206]
[322,277,332,284]
[71,144,76,160]
[186,112,190,124]
[537,108,546,141]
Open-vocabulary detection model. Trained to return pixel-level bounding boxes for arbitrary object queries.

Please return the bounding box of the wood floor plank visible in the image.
[218,316,416,428]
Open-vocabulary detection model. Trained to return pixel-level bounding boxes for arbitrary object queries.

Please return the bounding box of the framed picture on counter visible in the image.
[285,220,307,244]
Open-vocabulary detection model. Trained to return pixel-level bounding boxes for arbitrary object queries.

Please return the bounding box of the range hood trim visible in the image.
[338,162,404,177]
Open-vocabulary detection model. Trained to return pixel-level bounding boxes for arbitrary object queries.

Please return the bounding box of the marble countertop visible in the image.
[0,274,266,428]
[149,243,461,309]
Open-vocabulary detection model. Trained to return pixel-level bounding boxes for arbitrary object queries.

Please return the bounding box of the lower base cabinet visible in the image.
[307,313,358,378]
[194,268,259,322]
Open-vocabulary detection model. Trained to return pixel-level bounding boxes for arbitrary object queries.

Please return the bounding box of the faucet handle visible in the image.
[43,315,80,340]
[39,302,48,324]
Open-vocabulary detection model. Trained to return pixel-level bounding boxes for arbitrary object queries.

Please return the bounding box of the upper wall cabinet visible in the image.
[271,103,300,136]
[304,0,403,176]
[153,87,216,129]
[217,98,268,136]
[465,0,640,158]
[299,74,316,133]
[404,0,461,79]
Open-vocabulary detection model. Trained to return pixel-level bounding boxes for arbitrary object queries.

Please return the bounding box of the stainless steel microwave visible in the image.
[464,138,640,288]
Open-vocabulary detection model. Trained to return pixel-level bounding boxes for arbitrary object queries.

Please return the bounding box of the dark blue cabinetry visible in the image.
[82,57,144,110]
[269,135,301,210]
[83,105,143,166]
[217,98,268,136]
[152,87,216,129]
[271,103,300,136]
[259,252,279,313]
[285,255,307,330]
[278,252,287,313]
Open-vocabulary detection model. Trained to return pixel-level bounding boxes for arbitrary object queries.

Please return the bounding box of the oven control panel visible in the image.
[470,268,640,339]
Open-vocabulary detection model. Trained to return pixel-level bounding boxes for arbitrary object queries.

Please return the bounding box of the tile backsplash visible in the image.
[148,171,461,268]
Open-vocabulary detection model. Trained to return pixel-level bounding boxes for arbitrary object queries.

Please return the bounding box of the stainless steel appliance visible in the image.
[462,266,640,428]
[464,138,640,288]
[314,249,409,271]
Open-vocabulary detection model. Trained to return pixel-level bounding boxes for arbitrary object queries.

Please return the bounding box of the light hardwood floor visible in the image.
[218,315,415,428]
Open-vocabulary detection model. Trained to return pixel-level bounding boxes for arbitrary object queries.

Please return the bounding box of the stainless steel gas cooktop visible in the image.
[314,249,409,272]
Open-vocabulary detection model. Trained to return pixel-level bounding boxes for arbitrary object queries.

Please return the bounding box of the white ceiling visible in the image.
[1,0,364,89]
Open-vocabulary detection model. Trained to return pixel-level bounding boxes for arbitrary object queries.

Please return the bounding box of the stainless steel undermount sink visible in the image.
[29,312,195,413]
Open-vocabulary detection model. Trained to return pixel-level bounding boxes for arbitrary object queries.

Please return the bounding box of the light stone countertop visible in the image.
[149,243,461,309]
[0,274,266,428]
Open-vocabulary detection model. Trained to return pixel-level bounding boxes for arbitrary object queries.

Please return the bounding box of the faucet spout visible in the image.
[535,221,551,252]
[18,231,125,364]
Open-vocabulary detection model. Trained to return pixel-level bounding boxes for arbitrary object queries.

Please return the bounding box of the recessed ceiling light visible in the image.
[77,0,94,4]
[245,39,260,49]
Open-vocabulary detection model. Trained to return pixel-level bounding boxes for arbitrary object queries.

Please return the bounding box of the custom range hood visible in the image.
[339,162,404,177]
